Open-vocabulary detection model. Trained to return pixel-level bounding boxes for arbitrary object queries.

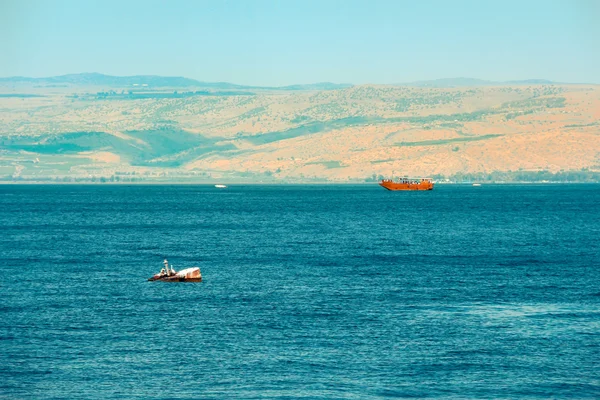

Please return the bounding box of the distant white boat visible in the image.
[472,183,482,187]
[215,184,227,188]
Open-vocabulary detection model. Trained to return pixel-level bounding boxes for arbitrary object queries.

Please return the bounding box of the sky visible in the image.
[1,0,599,86]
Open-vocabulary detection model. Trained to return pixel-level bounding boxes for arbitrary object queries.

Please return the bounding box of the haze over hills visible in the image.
[405,78,559,87]
[0,73,353,91]
[1,73,599,183]
[0,73,572,90]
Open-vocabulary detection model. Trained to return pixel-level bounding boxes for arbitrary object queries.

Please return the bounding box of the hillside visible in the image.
[1,77,599,182]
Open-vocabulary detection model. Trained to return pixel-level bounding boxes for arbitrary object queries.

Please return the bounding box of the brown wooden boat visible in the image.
[379,177,434,191]
[148,259,202,282]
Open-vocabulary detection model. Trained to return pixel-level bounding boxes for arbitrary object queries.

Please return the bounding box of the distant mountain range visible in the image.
[0,73,353,91]
[0,73,573,91]
[403,77,559,87]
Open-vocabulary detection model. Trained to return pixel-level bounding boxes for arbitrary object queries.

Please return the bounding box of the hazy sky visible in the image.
[1,0,599,85]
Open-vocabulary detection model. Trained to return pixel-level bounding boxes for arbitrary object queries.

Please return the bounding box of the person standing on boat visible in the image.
[163,259,171,276]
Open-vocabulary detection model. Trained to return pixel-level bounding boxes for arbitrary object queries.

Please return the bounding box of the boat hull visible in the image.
[148,267,202,282]
[148,276,202,282]
[379,180,434,191]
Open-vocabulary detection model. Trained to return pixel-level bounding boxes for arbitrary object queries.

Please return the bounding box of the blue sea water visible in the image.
[1,184,599,399]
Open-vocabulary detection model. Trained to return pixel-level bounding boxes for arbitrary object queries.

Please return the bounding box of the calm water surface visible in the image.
[1,184,599,399]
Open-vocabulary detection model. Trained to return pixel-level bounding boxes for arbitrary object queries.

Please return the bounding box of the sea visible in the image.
[1,184,599,399]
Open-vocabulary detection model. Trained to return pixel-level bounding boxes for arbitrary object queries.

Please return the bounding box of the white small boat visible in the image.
[215,184,227,188]
[148,259,202,282]
[472,183,482,187]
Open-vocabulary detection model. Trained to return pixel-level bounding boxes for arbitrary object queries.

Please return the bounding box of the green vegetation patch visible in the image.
[505,110,535,120]
[438,122,464,129]
[564,122,599,128]
[243,117,371,145]
[370,159,396,164]
[305,161,344,168]
[394,92,463,112]
[545,97,566,108]
[434,169,600,183]
[3,132,120,154]
[146,143,238,167]
[237,107,266,120]
[502,96,566,110]
[0,129,235,168]
[399,109,495,124]
[291,115,311,124]
[243,109,498,146]
[396,134,504,147]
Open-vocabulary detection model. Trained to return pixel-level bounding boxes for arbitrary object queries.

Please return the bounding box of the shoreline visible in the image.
[1,181,599,186]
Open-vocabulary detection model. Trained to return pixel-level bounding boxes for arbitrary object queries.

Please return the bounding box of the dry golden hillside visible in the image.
[1,83,599,182]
